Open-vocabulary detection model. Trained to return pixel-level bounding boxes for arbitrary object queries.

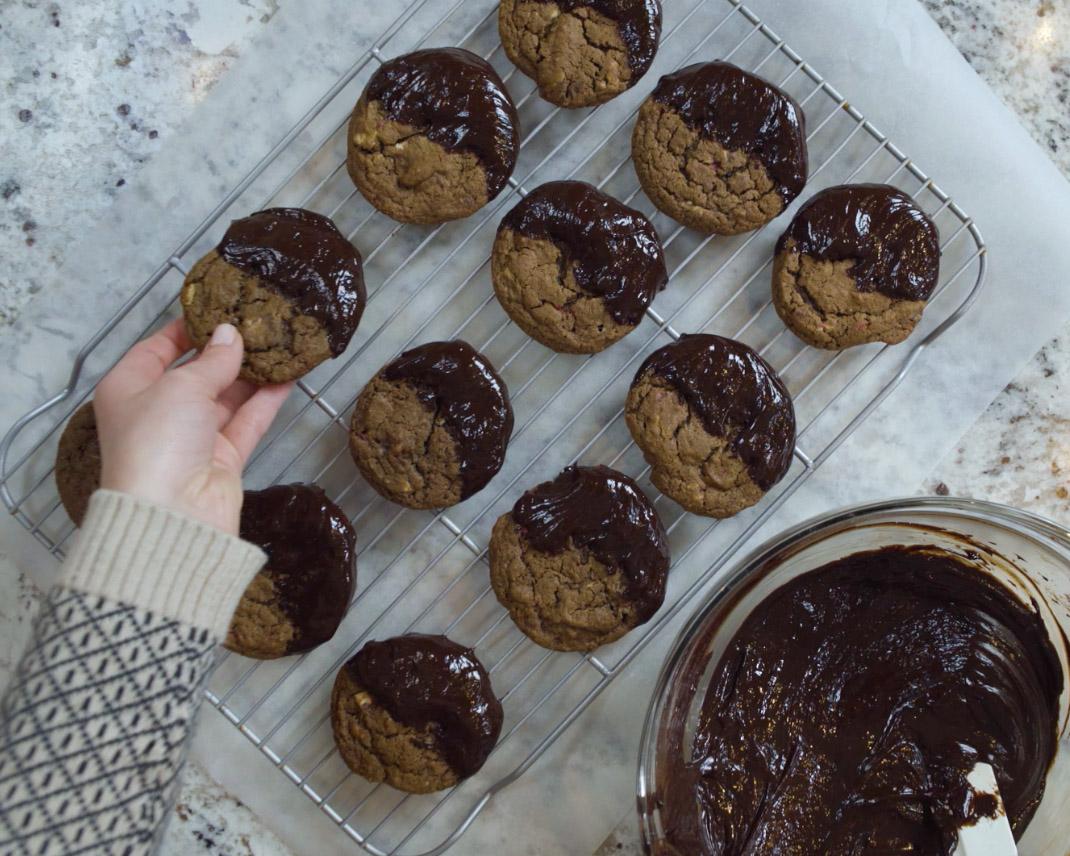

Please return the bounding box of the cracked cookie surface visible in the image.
[631,61,807,235]
[181,250,334,384]
[346,48,519,223]
[499,0,661,108]
[55,401,101,526]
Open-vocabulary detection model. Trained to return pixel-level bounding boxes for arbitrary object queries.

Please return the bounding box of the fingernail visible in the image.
[210,323,237,346]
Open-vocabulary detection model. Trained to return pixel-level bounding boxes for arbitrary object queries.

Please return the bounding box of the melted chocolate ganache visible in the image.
[218,207,366,356]
[636,334,796,490]
[651,60,808,203]
[383,340,514,500]
[348,634,503,778]
[777,183,941,301]
[660,546,1063,855]
[239,484,356,653]
[364,48,520,199]
[500,181,667,326]
[555,0,662,77]
[513,464,671,621]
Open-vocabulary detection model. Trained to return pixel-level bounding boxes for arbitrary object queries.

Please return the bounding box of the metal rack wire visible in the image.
[0,0,987,853]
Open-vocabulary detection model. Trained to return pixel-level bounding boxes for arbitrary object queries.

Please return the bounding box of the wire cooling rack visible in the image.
[1,0,987,852]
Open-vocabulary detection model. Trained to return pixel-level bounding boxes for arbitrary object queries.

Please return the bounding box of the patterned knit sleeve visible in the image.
[0,490,265,856]
[0,588,216,855]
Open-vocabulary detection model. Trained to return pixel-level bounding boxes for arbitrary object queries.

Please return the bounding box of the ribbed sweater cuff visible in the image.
[60,489,266,639]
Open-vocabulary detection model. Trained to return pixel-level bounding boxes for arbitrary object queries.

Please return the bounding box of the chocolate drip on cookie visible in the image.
[650,60,807,202]
[776,183,941,301]
[659,546,1062,854]
[218,207,366,355]
[364,48,520,199]
[635,334,795,489]
[513,465,670,621]
[239,484,356,653]
[500,181,667,326]
[348,634,503,778]
[554,0,662,76]
[383,341,514,499]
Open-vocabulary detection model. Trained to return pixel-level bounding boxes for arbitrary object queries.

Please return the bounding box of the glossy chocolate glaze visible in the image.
[240,484,356,654]
[218,207,366,356]
[383,340,513,500]
[651,60,807,202]
[777,183,941,301]
[347,634,503,778]
[500,180,667,326]
[364,48,519,199]
[636,334,795,490]
[555,0,661,77]
[513,464,670,621]
[659,546,1062,855]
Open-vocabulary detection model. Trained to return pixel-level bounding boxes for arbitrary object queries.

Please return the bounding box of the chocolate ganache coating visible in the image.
[347,634,503,778]
[364,48,520,200]
[513,464,670,621]
[382,340,513,500]
[239,484,356,653]
[556,0,662,77]
[500,180,667,326]
[777,183,941,301]
[651,60,807,203]
[218,207,366,356]
[635,334,795,490]
[660,546,1063,855]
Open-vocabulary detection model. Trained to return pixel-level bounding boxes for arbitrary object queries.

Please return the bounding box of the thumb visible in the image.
[180,323,244,395]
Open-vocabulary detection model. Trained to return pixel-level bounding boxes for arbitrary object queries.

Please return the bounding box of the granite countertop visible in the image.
[1,1,1068,855]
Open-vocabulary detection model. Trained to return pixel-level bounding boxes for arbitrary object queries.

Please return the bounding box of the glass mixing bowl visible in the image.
[637,497,1070,855]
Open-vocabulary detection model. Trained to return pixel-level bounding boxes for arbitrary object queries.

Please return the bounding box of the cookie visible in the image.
[346,48,520,224]
[625,334,795,517]
[224,484,356,660]
[631,61,807,235]
[499,0,661,108]
[348,341,513,509]
[772,183,941,349]
[492,180,667,354]
[181,207,366,384]
[489,464,670,651]
[54,401,102,526]
[330,634,503,793]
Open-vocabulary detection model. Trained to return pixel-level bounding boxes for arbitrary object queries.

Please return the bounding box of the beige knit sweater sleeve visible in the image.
[0,490,266,855]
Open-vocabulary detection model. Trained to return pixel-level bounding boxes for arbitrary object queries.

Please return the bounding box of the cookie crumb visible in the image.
[18,109,32,123]
[934,481,949,496]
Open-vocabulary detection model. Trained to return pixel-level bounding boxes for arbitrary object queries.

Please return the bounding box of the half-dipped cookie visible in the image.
[348,341,513,509]
[632,61,807,235]
[625,334,795,517]
[330,634,503,793]
[492,180,667,353]
[346,48,520,224]
[499,0,661,108]
[772,184,941,349]
[489,464,670,651]
[225,484,356,660]
[181,207,366,384]
[55,401,101,526]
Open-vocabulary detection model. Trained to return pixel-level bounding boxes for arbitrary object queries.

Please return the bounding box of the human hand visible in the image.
[94,319,292,535]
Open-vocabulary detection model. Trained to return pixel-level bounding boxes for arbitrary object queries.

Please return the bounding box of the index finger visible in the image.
[100,318,194,397]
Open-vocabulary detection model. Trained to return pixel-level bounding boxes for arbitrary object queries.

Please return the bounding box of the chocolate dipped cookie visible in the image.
[181,207,366,384]
[225,484,356,660]
[499,0,661,108]
[772,183,941,349]
[631,60,807,235]
[491,180,667,353]
[625,334,795,517]
[489,464,670,651]
[348,341,513,509]
[54,401,101,526]
[330,634,503,793]
[346,48,520,224]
